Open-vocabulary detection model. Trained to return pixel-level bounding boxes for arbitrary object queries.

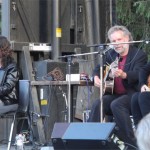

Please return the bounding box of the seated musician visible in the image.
[88,25,147,147]
[0,36,20,114]
[131,62,150,127]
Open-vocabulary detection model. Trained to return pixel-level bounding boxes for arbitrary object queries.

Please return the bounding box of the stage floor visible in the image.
[0,144,54,150]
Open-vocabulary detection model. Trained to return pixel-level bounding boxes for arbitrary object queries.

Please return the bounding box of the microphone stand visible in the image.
[58,55,74,123]
[67,56,72,122]
[99,46,104,123]
[58,53,98,123]
[87,40,150,47]
[58,48,107,123]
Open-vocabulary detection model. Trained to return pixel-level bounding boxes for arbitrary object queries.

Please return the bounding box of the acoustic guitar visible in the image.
[103,57,119,94]
[103,65,114,94]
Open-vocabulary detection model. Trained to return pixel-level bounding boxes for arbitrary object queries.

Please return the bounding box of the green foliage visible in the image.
[134,1,150,19]
[116,0,150,55]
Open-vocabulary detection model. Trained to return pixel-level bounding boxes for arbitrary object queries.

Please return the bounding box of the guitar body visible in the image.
[103,57,119,94]
[104,79,114,94]
[103,65,115,95]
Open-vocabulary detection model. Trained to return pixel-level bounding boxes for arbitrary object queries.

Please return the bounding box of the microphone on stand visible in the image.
[144,40,150,44]
[103,45,114,55]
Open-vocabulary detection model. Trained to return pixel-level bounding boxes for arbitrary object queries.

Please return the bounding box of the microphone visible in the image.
[107,45,114,49]
[144,40,150,44]
[103,45,114,54]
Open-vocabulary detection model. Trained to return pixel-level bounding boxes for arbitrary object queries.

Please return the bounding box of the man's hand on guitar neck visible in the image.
[112,68,127,79]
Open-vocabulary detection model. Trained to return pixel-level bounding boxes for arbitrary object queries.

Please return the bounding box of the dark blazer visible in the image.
[93,45,147,93]
[139,62,150,88]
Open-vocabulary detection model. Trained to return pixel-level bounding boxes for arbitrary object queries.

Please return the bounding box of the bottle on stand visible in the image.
[15,134,24,150]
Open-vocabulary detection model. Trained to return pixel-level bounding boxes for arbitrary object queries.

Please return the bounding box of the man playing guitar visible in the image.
[88,25,147,149]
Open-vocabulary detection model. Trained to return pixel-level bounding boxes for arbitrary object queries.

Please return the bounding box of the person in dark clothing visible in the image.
[0,36,20,114]
[88,25,147,147]
[131,62,150,127]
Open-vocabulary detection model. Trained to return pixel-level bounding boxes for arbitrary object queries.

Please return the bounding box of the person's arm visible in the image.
[92,64,100,87]
[139,62,150,89]
[0,63,20,96]
[124,50,147,84]
[94,75,101,87]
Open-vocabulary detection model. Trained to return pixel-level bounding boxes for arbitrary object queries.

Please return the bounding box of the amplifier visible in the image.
[51,122,120,150]
[33,60,79,143]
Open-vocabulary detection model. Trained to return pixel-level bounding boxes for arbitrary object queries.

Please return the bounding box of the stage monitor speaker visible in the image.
[51,122,120,150]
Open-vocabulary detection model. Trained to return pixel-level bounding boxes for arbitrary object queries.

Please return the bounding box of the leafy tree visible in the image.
[116,0,150,55]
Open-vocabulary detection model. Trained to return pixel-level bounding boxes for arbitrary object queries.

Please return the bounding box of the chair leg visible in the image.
[27,114,34,146]
[7,113,16,150]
